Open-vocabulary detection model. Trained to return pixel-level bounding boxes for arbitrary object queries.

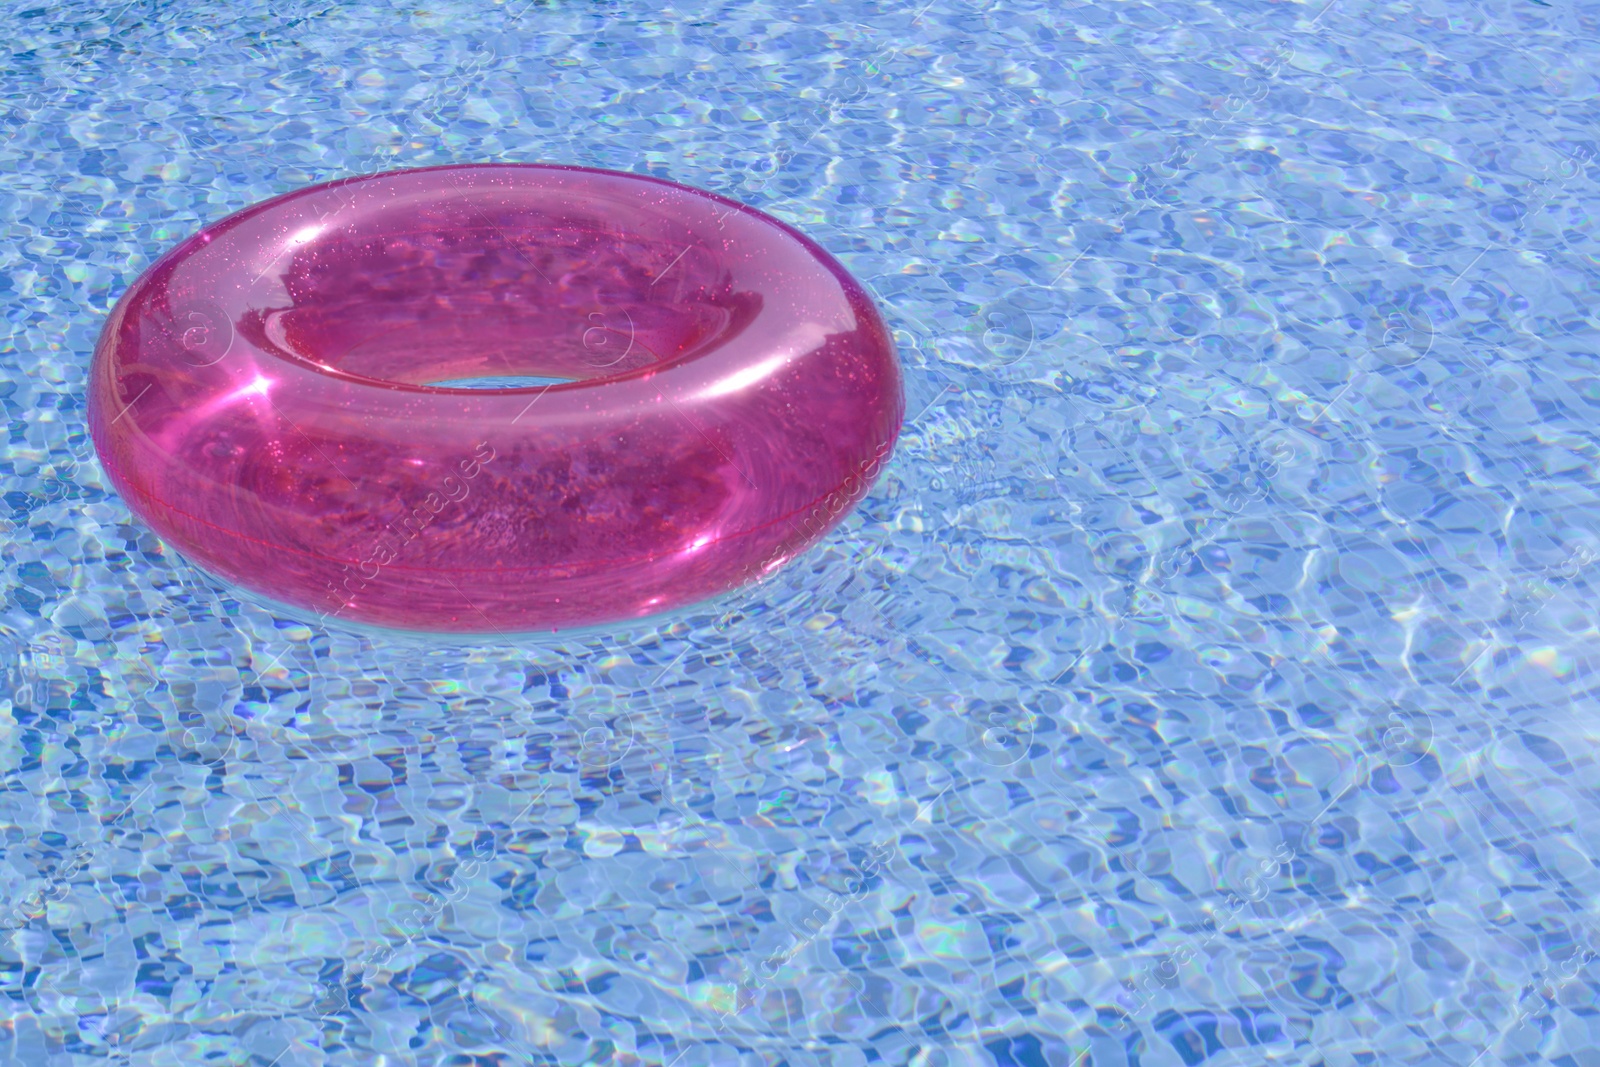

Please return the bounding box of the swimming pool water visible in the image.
[4,0,1600,1063]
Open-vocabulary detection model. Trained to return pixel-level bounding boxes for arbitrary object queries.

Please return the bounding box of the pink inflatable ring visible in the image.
[88,164,903,633]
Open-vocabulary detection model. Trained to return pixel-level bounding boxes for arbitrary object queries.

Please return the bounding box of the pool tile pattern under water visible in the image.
[3,0,1600,1063]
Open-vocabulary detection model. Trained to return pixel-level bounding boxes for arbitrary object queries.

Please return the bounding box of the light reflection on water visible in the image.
[3,0,1600,1063]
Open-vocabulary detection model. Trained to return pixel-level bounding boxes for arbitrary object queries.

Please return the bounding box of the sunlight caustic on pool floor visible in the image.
[3,0,1600,1064]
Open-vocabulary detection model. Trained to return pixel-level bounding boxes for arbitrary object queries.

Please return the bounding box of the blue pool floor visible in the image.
[5,0,1600,1064]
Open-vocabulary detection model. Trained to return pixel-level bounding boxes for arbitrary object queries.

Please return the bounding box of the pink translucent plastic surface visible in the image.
[88,164,903,633]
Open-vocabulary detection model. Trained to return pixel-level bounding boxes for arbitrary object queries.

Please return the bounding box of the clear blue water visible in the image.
[4,0,1600,1063]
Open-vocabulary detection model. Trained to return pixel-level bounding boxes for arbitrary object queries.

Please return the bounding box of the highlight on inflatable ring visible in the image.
[88,164,903,633]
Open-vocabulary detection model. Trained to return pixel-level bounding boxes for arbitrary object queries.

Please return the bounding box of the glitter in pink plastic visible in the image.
[88,164,903,633]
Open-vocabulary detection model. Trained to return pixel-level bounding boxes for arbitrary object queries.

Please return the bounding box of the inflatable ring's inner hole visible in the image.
[262,194,761,390]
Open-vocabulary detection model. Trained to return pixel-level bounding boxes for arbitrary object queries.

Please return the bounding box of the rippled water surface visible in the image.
[5,0,1600,1063]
